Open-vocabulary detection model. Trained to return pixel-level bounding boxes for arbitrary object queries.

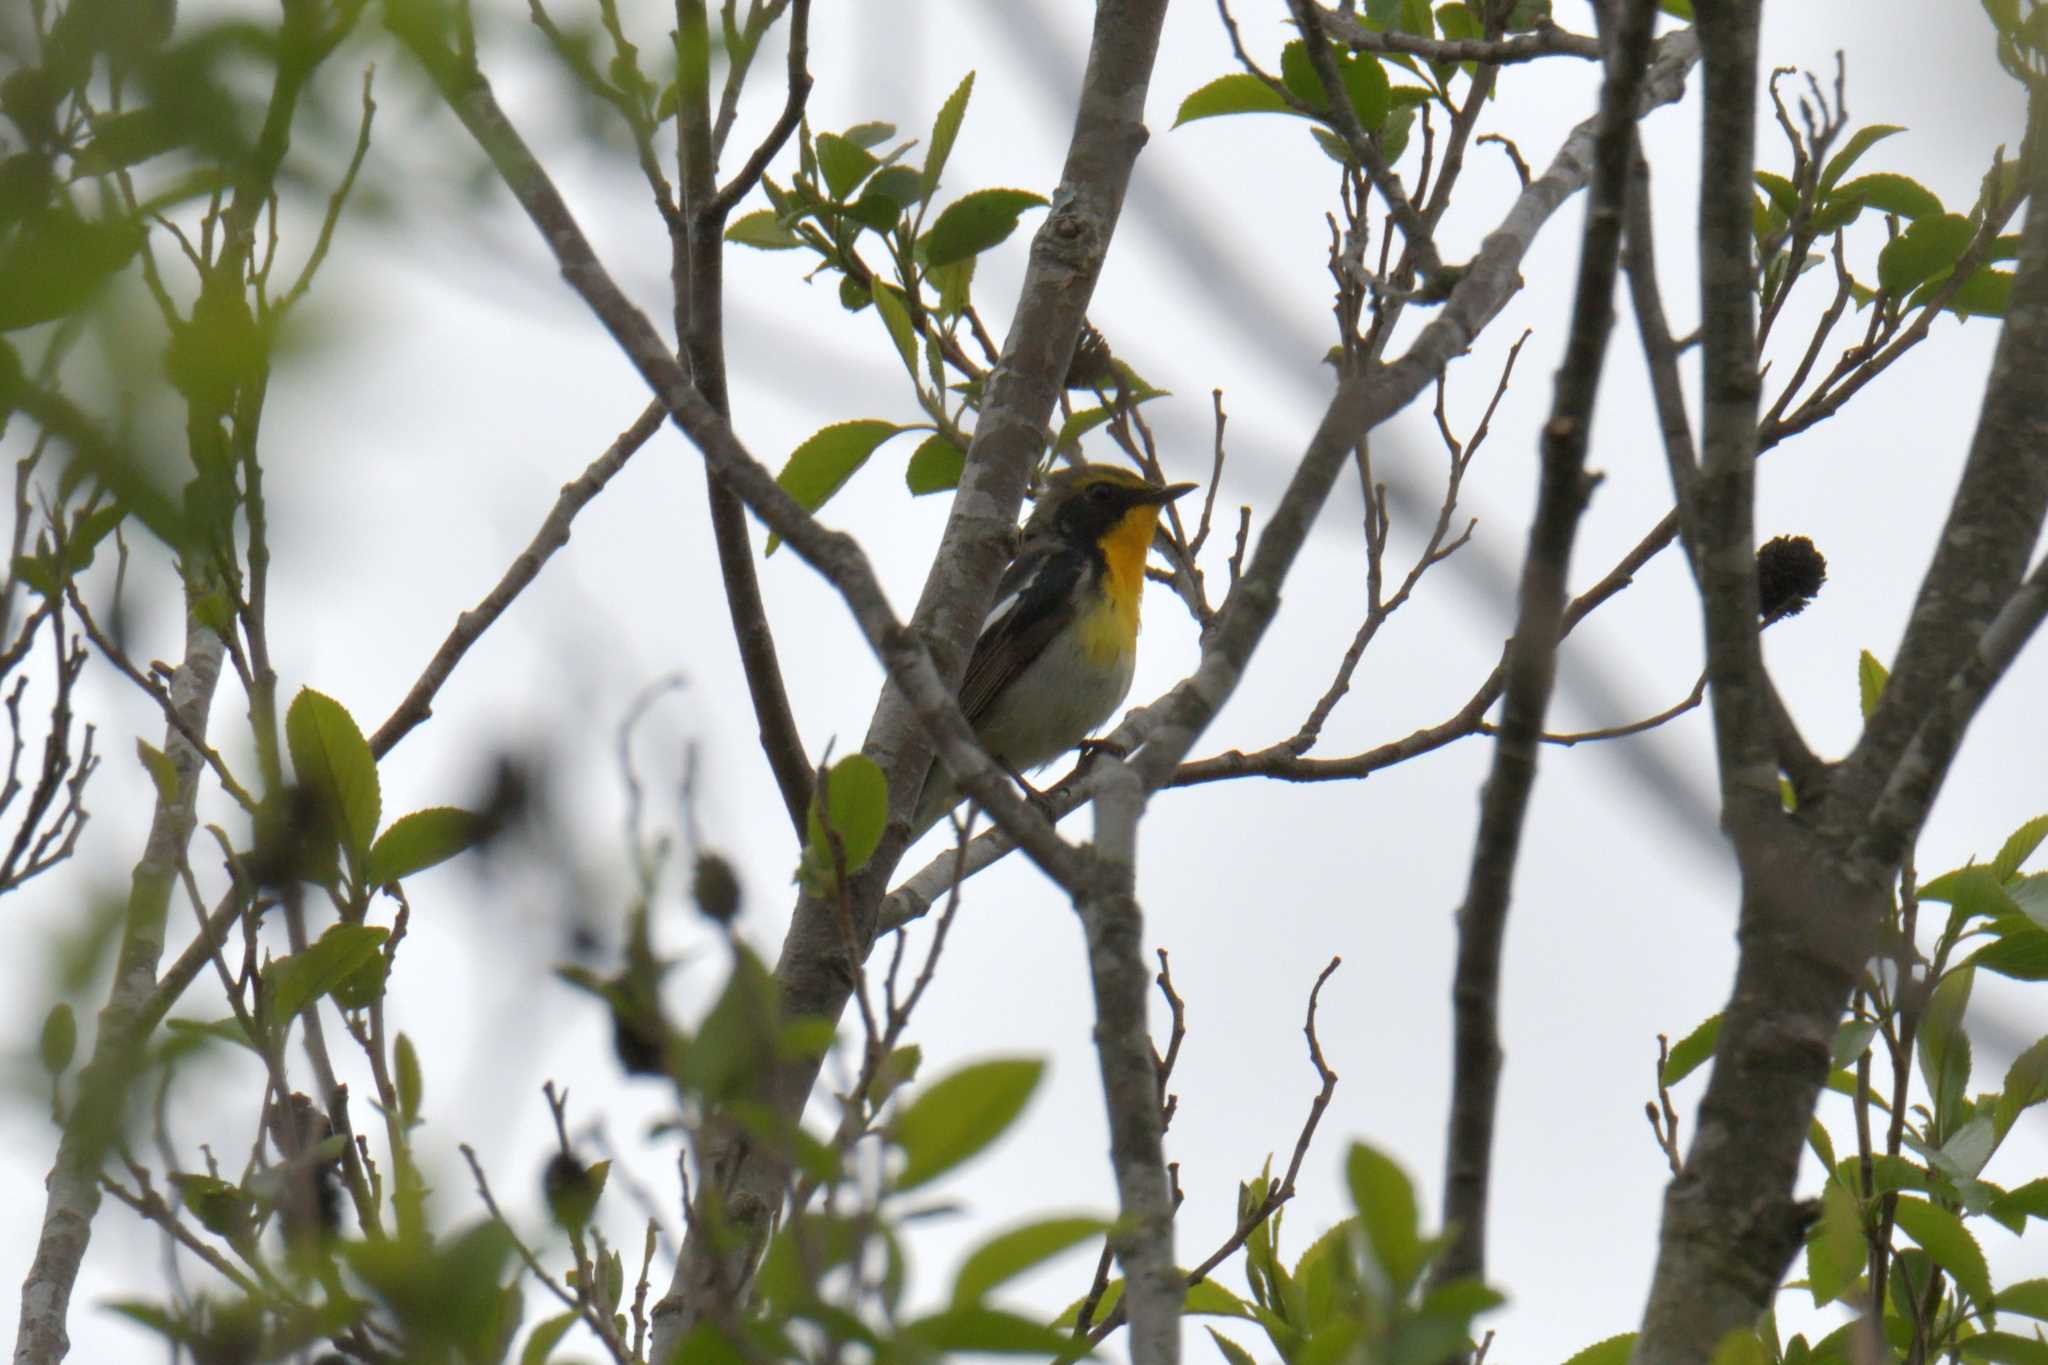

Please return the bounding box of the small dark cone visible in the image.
[1757,534,1827,622]
[543,1151,600,1230]
[692,852,742,924]
[1065,322,1118,389]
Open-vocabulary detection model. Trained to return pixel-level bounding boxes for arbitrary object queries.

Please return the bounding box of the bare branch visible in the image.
[1322,8,1602,64]
[369,401,667,757]
[1288,0,1445,284]
[1078,958,1342,1353]
[16,600,225,1363]
[1432,0,1661,1291]
[1074,761,1177,1365]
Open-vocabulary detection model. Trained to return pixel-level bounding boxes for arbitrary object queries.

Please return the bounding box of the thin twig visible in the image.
[369,400,666,757]
[1078,958,1342,1353]
[1433,0,1660,1293]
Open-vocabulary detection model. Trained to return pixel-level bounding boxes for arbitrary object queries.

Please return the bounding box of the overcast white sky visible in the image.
[6,1,2047,1360]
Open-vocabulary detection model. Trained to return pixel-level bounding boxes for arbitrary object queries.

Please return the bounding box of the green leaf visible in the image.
[1755,171,1799,217]
[366,806,482,885]
[921,188,1049,269]
[72,107,182,177]
[343,1220,516,1351]
[1923,864,2022,924]
[840,121,895,149]
[1054,405,1116,454]
[1827,172,1942,221]
[893,1057,1044,1191]
[1819,125,1906,193]
[725,208,803,250]
[924,72,975,199]
[1997,1034,2048,1138]
[1417,1276,1507,1323]
[137,738,181,803]
[1807,1117,1838,1174]
[856,165,924,221]
[2016,874,2048,929]
[286,688,381,870]
[1890,1194,1994,1312]
[519,1310,578,1365]
[1208,1326,1261,1365]
[872,285,920,379]
[1310,126,1353,166]
[1561,1334,1638,1365]
[1751,190,1783,245]
[1877,213,1975,294]
[1291,1215,1360,1325]
[1858,650,1888,719]
[1186,1280,1254,1319]
[1175,73,1292,127]
[1343,50,1391,131]
[1943,266,2014,318]
[1280,40,1325,109]
[797,753,889,895]
[1932,1113,1997,1183]
[168,1174,254,1239]
[163,1016,258,1055]
[1345,1141,1424,1291]
[764,420,907,553]
[1960,1333,2048,1365]
[396,1031,423,1125]
[1050,1276,1121,1329]
[40,1001,76,1075]
[1916,966,1974,1126]
[1994,1178,2048,1227]
[267,923,389,1024]
[1377,103,1415,167]
[1436,4,1479,40]
[901,1306,1075,1355]
[1972,925,2048,981]
[1998,1279,2048,1320]
[951,1216,1107,1306]
[905,434,964,495]
[1993,816,2048,882]
[0,209,143,330]
[1832,1018,1879,1070]
[677,946,779,1102]
[1709,1329,1772,1365]
[815,132,879,202]
[1834,1151,1923,1199]
[332,939,391,1011]
[931,255,975,318]
[1663,1014,1723,1086]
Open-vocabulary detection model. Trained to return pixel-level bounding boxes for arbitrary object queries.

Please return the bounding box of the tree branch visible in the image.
[1075,765,1177,1365]
[1837,85,2048,862]
[1431,0,1661,1292]
[1128,26,1701,797]
[676,0,816,833]
[15,602,225,1364]
[369,399,666,758]
[1322,8,1602,64]
[639,0,1180,1345]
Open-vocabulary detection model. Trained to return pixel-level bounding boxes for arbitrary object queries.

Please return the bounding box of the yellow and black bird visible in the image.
[913,463,1196,836]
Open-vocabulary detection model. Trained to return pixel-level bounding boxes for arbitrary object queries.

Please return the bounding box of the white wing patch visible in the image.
[980,590,1021,637]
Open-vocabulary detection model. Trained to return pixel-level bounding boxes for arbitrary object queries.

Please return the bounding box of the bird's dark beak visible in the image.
[1138,481,1199,506]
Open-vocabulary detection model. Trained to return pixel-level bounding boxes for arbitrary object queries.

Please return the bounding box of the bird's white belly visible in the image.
[974,626,1136,773]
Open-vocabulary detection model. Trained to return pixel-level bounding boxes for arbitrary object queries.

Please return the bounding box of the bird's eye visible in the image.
[1088,483,1115,503]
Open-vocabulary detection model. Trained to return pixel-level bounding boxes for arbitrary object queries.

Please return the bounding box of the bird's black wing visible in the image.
[956,545,1085,727]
